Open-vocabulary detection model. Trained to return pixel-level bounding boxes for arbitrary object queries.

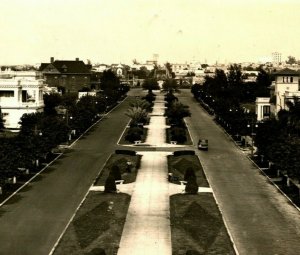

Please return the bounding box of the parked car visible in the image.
[198,139,208,150]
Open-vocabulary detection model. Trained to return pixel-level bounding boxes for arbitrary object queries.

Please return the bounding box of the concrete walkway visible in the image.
[118,95,173,255]
[117,151,172,255]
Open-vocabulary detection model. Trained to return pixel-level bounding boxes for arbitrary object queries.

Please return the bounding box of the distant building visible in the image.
[0,77,45,131]
[272,52,282,65]
[39,57,92,92]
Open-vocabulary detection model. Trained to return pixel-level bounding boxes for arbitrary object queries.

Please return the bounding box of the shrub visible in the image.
[164,93,178,104]
[104,175,117,193]
[87,248,106,255]
[170,127,187,143]
[173,150,195,156]
[142,93,156,104]
[184,167,196,182]
[125,127,143,143]
[111,165,122,180]
[185,178,198,194]
[115,150,136,156]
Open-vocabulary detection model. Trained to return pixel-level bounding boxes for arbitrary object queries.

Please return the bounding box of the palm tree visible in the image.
[125,107,148,126]
[129,99,151,111]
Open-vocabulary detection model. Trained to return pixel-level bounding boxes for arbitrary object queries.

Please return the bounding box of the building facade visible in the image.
[0,78,44,130]
[39,58,92,92]
[256,68,300,121]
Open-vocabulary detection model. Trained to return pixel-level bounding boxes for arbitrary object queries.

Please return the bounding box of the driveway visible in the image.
[179,89,300,255]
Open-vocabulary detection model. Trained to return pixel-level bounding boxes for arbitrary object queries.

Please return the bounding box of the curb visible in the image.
[247,157,300,213]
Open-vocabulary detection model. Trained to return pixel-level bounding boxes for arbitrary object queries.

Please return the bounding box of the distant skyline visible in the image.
[1,0,300,65]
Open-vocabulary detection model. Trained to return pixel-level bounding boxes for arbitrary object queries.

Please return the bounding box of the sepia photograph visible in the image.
[0,0,300,254]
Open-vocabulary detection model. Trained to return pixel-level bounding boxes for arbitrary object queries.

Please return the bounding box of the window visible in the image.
[283,77,285,83]
[263,106,270,117]
[22,90,28,102]
[0,91,14,97]
[290,77,293,83]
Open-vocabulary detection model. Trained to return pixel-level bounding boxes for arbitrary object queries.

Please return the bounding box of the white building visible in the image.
[273,68,300,113]
[0,77,45,131]
[256,68,300,121]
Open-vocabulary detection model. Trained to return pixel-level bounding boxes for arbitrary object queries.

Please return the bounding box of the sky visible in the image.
[0,0,300,65]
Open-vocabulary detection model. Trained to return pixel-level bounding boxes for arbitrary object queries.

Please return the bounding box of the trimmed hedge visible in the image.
[173,150,195,156]
[115,150,136,156]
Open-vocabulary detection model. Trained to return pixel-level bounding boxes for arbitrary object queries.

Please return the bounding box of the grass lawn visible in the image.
[94,153,142,186]
[170,193,235,255]
[118,126,148,145]
[54,153,140,254]
[168,155,209,187]
[166,127,193,145]
[54,192,131,255]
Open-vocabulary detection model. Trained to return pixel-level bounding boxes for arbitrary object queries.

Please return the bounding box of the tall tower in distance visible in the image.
[272,52,282,65]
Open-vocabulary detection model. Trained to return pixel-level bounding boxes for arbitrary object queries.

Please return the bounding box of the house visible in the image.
[39,57,92,92]
[256,68,300,121]
[0,77,45,131]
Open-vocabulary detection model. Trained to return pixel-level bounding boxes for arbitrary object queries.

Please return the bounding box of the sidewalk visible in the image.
[117,152,172,255]
[118,95,172,255]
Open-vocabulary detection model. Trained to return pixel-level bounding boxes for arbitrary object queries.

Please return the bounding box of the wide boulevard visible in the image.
[0,89,300,255]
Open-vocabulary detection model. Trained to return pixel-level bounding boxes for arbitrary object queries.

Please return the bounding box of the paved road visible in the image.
[179,89,300,255]
[0,90,144,255]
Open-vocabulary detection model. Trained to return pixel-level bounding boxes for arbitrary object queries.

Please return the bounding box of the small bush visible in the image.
[173,150,195,156]
[125,127,143,143]
[185,178,198,194]
[86,248,106,255]
[170,127,187,143]
[184,167,196,182]
[115,150,136,156]
[111,165,122,180]
[104,175,117,193]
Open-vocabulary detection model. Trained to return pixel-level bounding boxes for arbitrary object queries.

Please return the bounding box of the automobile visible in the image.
[198,139,208,150]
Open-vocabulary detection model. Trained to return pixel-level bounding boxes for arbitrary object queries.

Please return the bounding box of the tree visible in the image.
[286,98,300,136]
[100,70,121,92]
[111,165,122,180]
[286,56,297,65]
[165,101,191,126]
[184,167,196,181]
[255,68,271,97]
[185,178,198,194]
[142,78,159,93]
[43,93,62,115]
[162,79,178,93]
[129,99,151,111]
[125,107,148,126]
[104,175,117,193]
[165,62,174,78]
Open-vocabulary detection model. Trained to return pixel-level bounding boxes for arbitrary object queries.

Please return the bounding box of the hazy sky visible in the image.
[1,0,300,65]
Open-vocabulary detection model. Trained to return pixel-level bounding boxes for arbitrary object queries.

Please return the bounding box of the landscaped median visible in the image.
[168,152,236,255]
[53,151,141,255]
